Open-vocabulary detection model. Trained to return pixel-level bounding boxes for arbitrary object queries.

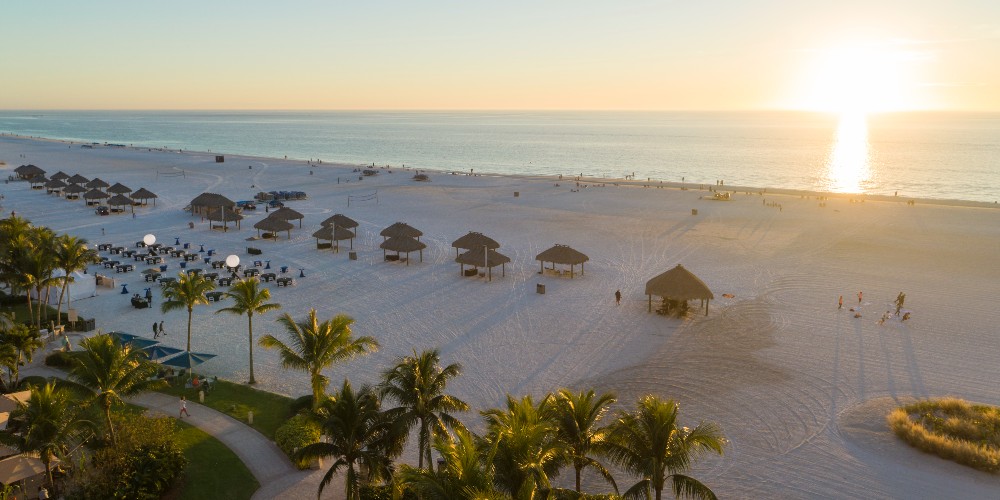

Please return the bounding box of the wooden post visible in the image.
[648,295,652,312]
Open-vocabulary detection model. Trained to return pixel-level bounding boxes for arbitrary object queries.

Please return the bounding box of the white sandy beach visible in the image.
[2,135,1000,499]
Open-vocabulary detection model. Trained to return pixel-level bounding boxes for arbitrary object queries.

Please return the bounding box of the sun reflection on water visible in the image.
[826,112,871,193]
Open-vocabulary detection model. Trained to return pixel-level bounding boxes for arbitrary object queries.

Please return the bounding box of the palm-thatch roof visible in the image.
[456,246,511,281]
[44,179,67,189]
[86,177,109,189]
[83,188,109,200]
[28,176,47,186]
[267,206,305,227]
[63,183,87,194]
[313,225,356,252]
[107,182,132,194]
[67,173,90,185]
[535,244,589,278]
[644,264,714,315]
[380,222,422,240]
[379,236,426,265]
[320,213,359,229]
[50,171,70,181]
[253,217,293,239]
[131,187,158,206]
[14,164,45,179]
[451,232,500,256]
[107,194,133,207]
[189,192,236,217]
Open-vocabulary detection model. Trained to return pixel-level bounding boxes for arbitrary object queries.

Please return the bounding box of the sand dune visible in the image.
[2,135,999,498]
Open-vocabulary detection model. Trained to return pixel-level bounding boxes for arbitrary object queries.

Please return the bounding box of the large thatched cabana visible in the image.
[380,222,422,241]
[189,193,236,217]
[267,206,305,228]
[86,177,109,190]
[644,264,714,316]
[107,182,132,195]
[67,173,89,185]
[28,176,47,188]
[206,206,244,231]
[535,244,589,278]
[451,231,500,257]
[14,164,45,180]
[131,187,158,206]
[253,217,293,240]
[456,246,511,282]
[320,213,359,229]
[44,178,67,194]
[312,225,356,251]
[379,236,426,265]
[63,183,86,200]
[83,188,109,205]
[107,194,134,213]
[50,171,70,182]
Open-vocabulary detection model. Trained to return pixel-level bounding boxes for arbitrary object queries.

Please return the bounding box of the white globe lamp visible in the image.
[226,254,240,268]
[143,234,156,246]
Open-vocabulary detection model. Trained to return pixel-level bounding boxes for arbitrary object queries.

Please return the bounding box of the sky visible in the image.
[3,1,999,111]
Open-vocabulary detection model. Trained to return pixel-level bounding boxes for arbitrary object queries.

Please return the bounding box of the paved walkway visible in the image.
[22,362,326,499]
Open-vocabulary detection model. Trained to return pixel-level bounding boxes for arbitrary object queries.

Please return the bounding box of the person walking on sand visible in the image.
[152,321,159,339]
[159,320,165,336]
[858,291,863,304]
[615,289,622,305]
[838,295,843,309]
[179,396,190,418]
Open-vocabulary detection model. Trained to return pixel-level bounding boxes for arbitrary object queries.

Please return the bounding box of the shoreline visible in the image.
[2,132,996,210]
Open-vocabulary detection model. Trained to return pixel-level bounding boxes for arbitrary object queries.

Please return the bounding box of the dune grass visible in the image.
[888,397,1000,472]
[157,378,296,439]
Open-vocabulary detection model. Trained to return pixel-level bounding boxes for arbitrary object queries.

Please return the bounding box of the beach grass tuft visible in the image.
[888,398,1000,473]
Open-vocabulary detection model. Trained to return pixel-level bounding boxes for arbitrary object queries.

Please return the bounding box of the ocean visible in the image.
[1,110,997,203]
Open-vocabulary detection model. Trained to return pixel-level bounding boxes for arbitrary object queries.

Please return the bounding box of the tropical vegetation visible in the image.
[217,276,281,384]
[161,270,216,352]
[888,398,1000,473]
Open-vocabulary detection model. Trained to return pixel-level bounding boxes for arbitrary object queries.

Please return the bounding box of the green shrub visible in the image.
[274,413,321,468]
[45,350,78,368]
[290,394,313,413]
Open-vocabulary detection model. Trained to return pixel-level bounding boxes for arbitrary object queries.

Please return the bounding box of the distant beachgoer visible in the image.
[858,291,863,304]
[159,321,165,336]
[902,312,911,321]
[101,228,105,236]
[615,290,622,305]
[179,396,190,418]
[145,288,153,303]
[838,295,843,309]
[153,322,159,339]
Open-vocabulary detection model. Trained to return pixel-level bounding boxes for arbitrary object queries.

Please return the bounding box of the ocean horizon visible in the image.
[1,110,998,203]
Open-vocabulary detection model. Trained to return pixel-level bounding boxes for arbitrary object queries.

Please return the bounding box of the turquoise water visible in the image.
[1,110,997,202]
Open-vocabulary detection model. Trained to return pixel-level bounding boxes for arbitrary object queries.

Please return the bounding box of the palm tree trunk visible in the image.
[575,464,582,492]
[56,279,68,327]
[25,292,34,330]
[311,371,324,410]
[346,464,358,500]
[417,418,426,470]
[44,454,54,492]
[105,400,117,444]
[186,307,193,352]
[247,314,255,384]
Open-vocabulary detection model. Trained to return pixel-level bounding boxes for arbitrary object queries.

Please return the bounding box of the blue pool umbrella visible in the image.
[108,331,158,349]
[160,351,217,369]
[141,344,183,361]
[109,331,139,343]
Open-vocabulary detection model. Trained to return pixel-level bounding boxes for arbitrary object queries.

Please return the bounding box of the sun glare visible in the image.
[826,112,871,193]
[798,44,921,114]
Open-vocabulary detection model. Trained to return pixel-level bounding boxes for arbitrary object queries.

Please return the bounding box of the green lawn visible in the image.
[168,420,260,500]
[158,378,296,439]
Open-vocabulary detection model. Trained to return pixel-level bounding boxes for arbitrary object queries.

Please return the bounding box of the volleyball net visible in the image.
[348,191,378,207]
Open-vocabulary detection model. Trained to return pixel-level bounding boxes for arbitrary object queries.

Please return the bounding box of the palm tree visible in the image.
[68,334,163,444]
[550,388,619,494]
[52,234,99,326]
[482,394,565,498]
[397,427,506,499]
[216,277,281,384]
[11,382,93,493]
[161,271,216,352]
[380,348,469,470]
[605,396,726,500]
[17,227,58,330]
[259,309,379,410]
[296,379,394,500]
[0,323,44,390]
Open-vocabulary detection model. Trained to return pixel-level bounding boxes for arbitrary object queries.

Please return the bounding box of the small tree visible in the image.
[216,277,280,384]
[161,271,216,352]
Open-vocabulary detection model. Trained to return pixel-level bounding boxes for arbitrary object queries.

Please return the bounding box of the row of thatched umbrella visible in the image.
[28,169,158,208]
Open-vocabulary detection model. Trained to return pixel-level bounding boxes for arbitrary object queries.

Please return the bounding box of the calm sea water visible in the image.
[1,110,997,202]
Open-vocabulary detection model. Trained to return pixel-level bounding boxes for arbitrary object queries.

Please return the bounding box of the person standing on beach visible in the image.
[159,320,165,336]
[153,322,159,339]
[838,295,843,309]
[615,290,622,305]
[858,291,863,304]
[179,396,190,418]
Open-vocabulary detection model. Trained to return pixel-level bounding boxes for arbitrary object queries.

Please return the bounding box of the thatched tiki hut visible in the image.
[644,264,714,316]
[63,183,86,200]
[107,182,132,196]
[451,231,500,257]
[321,214,359,229]
[267,206,305,228]
[206,206,244,232]
[312,225,356,251]
[380,222,422,241]
[131,187,158,206]
[44,178,67,195]
[14,164,45,180]
[535,244,589,278]
[28,176,48,189]
[456,246,511,282]
[189,193,236,218]
[380,236,426,265]
[86,177,110,191]
[67,173,90,185]
[50,171,70,182]
[107,194,134,214]
[253,217,293,240]
[83,188,109,205]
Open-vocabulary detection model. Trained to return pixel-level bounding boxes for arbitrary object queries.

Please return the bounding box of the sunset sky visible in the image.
[4,1,999,111]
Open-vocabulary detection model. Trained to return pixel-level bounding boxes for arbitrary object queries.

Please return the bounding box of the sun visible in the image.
[796,43,921,114]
